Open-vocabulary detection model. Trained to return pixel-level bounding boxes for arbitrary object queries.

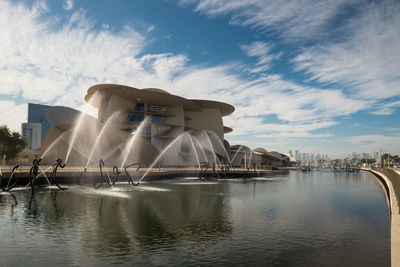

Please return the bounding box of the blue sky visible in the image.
[0,0,399,157]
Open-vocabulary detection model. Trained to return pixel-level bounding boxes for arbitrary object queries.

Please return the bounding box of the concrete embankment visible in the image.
[362,167,400,267]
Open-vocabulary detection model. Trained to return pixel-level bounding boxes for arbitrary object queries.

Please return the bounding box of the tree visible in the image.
[360,158,375,165]
[0,125,28,163]
[381,153,400,164]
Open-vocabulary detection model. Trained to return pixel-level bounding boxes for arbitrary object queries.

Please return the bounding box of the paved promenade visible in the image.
[363,167,400,267]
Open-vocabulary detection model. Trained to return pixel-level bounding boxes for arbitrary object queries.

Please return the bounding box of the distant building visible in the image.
[27,103,51,143]
[229,146,292,168]
[21,123,41,150]
[361,153,371,159]
[294,150,298,160]
[21,103,52,150]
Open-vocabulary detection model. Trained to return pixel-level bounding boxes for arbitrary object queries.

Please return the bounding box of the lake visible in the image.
[0,170,390,266]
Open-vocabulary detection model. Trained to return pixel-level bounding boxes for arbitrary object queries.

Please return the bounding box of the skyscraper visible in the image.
[21,123,41,150]
[21,103,51,150]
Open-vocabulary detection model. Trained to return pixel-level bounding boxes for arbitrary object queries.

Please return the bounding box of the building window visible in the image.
[127,112,145,122]
[150,115,166,124]
[135,103,145,111]
[147,104,167,113]
[142,127,151,136]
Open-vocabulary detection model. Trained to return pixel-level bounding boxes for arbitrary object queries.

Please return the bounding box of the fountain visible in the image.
[120,116,150,169]
[17,95,268,189]
[200,130,218,167]
[188,134,201,169]
[191,135,208,163]
[85,111,122,169]
[65,92,99,164]
[138,132,187,183]
[207,131,230,163]
[137,131,209,183]
[40,130,71,161]
[229,145,244,165]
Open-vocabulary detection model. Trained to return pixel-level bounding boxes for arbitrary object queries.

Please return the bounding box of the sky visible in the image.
[0,0,399,158]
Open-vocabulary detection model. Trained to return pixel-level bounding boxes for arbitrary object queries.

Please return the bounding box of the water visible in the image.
[0,171,389,266]
[140,132,187,181]
[120,117,150,169]
[85,111,122,168]
[65,93,99,164]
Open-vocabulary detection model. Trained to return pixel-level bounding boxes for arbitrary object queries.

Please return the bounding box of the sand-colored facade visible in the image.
[41,84,234,166]
[40,83,292,168]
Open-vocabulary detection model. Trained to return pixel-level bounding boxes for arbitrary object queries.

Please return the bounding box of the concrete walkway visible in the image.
[363,167,400,267]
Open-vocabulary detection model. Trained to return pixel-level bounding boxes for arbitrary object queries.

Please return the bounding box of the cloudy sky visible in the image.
[0,0,399,157]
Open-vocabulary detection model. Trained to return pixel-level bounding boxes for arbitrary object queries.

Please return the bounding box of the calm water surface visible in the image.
[0,171,390,266]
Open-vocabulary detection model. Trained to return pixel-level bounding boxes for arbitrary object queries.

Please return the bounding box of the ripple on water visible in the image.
[171,181,220,185]
[69,185,171,197]
[250,177,289,181]
[71,187,131,198]
[111,185,170,192]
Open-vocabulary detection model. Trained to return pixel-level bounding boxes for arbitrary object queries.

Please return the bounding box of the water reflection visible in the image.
[18,182,232,259]
[0,171,390,266]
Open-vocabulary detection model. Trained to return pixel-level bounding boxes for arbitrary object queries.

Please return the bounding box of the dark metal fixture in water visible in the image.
[51,159,67,190]
[124,163,141,186]
[198,162,209,180]
[1,164,19,192]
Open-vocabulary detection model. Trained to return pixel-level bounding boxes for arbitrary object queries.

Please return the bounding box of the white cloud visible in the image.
[240,41,279,73]
[369,100,400,115]
[0,100,27,132]
[345,134,400,154]
[182,0,400,113]
[181,0,352,40]
[63,0,74,11]
[221,74,368,123]
[294,0,400,100]
[0,2,146,105]
[223,115,336,136]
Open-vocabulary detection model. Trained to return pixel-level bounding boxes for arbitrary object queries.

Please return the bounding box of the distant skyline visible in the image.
[0,0,399,157]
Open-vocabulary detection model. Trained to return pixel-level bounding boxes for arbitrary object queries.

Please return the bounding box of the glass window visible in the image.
[147,104,167,113]
[127,112,144,122]
[150,115,166,124]
[135,103,145,111]
[142,127,151,135]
